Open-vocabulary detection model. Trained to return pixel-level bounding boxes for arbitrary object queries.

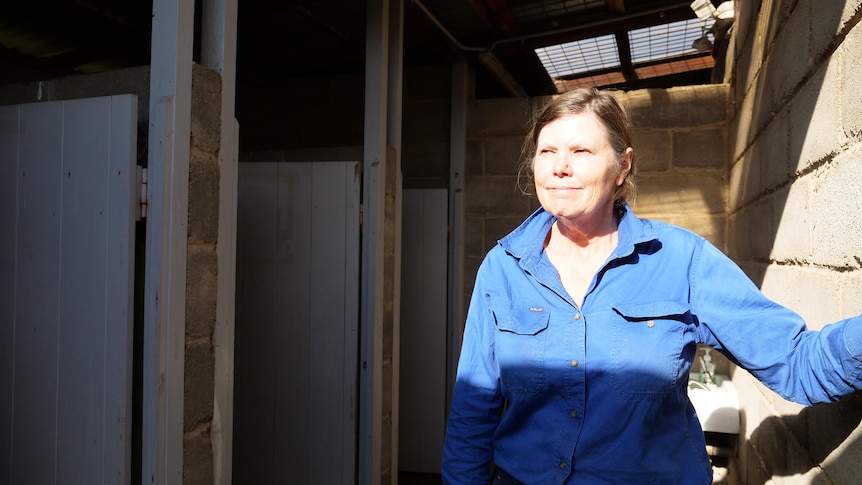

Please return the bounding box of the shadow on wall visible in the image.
[729,0,862,482]
[730,0,855,287]
[743,391,862,484]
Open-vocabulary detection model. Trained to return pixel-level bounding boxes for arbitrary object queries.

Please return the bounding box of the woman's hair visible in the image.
[518,87,637,206]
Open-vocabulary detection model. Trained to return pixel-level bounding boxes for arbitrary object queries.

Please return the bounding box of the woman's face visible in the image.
[533,112,632,224]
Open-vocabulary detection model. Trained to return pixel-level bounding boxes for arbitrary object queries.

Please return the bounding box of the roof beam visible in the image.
[605,0,626,13]
[493,4,694,55]
[404,1,468,63]
[614,31,638,83]
[0,45,70,78]
[292,4,365,57]
[70,0,149,31]
[467,0,521,36]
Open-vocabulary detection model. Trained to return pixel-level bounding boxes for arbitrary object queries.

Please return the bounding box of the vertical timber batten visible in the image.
[447,62,468,412]
[386,1,404,482]
[201,0,239,483]
[360,0,388,483]
[142,0,194,482]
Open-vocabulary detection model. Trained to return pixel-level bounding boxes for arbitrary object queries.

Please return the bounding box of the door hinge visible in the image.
[137,166,148,220]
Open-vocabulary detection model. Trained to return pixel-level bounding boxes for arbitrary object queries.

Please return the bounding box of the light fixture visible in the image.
[691,31,713,52]
[713,2,735,20]
[690,0,716,21]
[690,0,735,21]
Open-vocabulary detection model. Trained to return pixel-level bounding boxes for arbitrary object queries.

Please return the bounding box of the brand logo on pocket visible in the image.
[529,307,544,312]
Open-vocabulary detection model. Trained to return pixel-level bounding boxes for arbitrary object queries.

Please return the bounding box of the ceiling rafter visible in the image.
[613,31,638,83]
[492,5,694,56]
[0,0,721,97]
[404,2,468,63]
[467,0,521,36]
[292,4,365,58]
[605,0,626,14]
[70,0,149,32]
[0,44,70,77]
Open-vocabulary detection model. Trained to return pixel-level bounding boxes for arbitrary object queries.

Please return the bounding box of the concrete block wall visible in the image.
[464,95,541,299]
[728,0,862,484]
[621,85,729,248]
[184,64,222,485]
[463,84,730,303]
[402,65,453,189]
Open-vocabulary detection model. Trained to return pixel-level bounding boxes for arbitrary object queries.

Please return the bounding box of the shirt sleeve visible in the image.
[441,260,505,485]
[692,239,862,405]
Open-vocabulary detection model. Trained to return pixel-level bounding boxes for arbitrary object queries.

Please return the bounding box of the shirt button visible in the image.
[559,462,567,470]
[574,313,582,320]
[647,320,655,328]
[570,410,578,418]
[571,359,579,367]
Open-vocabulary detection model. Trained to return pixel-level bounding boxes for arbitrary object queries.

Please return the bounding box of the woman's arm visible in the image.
[441,264,506,485]
[692,239,862,404]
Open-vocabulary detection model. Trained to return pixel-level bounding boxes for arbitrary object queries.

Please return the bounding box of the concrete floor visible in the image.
[398,472,443,485]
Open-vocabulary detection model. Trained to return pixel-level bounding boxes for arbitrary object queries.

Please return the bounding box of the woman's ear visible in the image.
[616,147,633,186]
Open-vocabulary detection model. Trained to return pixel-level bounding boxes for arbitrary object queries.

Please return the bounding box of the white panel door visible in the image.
[0,95,138,485]
[399,189,448,473]
[234,161,360,485]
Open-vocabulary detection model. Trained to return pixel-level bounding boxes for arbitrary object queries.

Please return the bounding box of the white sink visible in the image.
[687,373,740,434]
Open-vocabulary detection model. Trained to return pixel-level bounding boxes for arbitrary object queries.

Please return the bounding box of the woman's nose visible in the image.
[552,152,571,175]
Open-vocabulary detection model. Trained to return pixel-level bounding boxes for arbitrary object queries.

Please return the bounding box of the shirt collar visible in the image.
[499,204,658,265]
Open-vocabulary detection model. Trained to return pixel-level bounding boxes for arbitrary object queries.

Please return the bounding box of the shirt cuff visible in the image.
[845,316,862,363]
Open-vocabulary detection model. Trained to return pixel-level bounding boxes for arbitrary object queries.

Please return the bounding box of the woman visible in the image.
[441,88,862,485]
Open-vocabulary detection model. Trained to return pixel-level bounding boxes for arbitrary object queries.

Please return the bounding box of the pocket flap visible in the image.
[612,300,691,321]
[490,297,550,335]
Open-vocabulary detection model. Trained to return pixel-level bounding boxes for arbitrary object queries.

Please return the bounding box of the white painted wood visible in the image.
[274,164,313,484]
[399,189,448,473]
[361,1,390,483]
[142,0,194,482]
[7,100,61,485]
[200,0,239,482]
[0,104,16,485]
[233,162,278,484]
[234,161,360,485]
[387,3,404,481]
[0,95,137,484]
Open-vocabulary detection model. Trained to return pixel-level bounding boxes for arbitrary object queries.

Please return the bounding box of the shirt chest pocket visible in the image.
[610,301,693,400]
[490,298,550,395]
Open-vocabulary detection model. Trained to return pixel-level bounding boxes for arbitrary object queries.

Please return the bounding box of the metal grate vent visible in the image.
[534,14,716,88]
[629,17,715,64]
[535,34,619,78]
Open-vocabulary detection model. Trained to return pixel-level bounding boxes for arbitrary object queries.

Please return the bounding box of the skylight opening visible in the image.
[628,17,716,64]
[535,15,719,89]
[535,34,620,78]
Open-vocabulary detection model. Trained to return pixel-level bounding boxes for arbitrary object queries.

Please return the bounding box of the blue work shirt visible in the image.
[442,206,862,485]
